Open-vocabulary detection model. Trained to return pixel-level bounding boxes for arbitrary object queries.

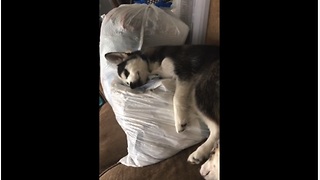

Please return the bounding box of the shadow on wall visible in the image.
[99,0,132,15]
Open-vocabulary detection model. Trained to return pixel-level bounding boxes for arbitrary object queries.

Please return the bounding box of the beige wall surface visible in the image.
[206,0,220,46]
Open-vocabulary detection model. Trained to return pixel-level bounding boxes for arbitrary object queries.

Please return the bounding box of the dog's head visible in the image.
[105,51,150,89]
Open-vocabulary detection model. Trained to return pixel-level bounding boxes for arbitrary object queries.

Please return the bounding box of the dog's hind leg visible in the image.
[187,113,219,164]
[200,144,220,180]
[173,80,194,133]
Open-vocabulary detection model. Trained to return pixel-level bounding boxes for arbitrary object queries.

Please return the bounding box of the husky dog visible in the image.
[105,45,219,179]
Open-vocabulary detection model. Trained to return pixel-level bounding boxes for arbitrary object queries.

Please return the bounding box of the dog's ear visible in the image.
[105,52,129,65]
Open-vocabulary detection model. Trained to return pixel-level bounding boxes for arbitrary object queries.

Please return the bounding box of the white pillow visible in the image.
[107,76,210,167]
[99,3,189,106]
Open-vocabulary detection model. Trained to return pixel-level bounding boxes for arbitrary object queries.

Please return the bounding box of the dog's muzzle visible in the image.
[129,80,143,89]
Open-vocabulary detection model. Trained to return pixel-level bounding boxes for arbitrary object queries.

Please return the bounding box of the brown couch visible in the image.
[99,0,219,179]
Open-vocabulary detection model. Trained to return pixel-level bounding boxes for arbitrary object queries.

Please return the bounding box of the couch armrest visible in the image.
[99,81,107,103]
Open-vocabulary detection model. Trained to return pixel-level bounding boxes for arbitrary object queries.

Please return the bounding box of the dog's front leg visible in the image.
[188,117,219,164]
[173,80,193,133]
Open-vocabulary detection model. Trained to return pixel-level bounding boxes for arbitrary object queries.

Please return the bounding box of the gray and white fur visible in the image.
[105,45,220,180]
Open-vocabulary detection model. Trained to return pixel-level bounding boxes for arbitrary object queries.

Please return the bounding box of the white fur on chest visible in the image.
[150,57,176,79]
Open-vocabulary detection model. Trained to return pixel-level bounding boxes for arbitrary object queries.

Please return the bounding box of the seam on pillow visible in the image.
[99,162,121,177]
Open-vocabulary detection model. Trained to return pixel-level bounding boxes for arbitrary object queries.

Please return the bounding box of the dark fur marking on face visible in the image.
[117,61,127,78]
[124,69,130,78]
[116,53,147,79]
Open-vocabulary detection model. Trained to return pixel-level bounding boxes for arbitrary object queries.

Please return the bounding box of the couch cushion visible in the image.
[99,142,205,180]
[99,102,127,174]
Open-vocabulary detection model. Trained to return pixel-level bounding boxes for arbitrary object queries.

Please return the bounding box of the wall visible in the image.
[205,0,220,46]
[99,0,116,15]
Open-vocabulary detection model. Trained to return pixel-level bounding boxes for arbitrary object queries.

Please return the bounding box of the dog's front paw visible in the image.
[174,112,189,133]
[173,95,190,133]
[175,120,188,133]
[187,149,207,164]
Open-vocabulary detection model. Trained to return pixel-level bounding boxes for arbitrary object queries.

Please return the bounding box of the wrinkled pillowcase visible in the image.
[102,62,209,167]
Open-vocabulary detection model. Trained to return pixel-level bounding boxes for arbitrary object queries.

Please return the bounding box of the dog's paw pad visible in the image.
[176,126,185,133]
[188,157,201,164]
[187,157,201,164]
[187,150,206,164]
[176,123,187,133]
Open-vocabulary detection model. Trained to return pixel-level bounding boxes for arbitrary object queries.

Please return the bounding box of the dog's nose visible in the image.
[129,81,142,89]
[129,82,135,89]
